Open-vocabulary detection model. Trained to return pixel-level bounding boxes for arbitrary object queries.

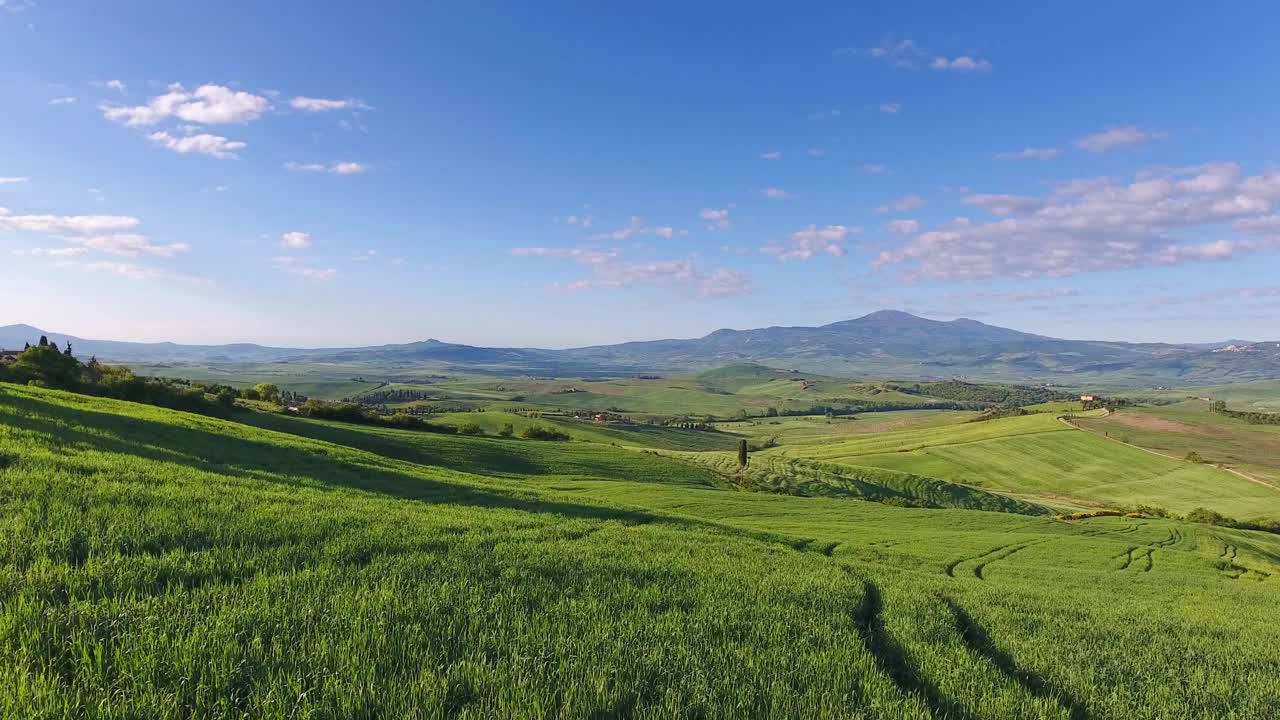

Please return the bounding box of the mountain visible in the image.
[5,313,1279,385]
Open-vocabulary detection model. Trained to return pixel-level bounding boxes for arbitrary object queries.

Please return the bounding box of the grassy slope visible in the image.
[427,410,740,451]
[1076,405,1280,486]
[718,409,978,446]
[4,383,1280,718]
[668,450,1049,515]
[777,412,1280,519]
[1158,379,1280,412]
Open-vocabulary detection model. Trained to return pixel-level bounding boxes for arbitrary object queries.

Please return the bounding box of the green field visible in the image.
[4,382,1280,717]
[425,410,739,451]
[772,412,1280,520]
[1077,405,1280,487]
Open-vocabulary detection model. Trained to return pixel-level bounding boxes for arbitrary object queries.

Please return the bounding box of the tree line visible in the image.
[1,338,240,418]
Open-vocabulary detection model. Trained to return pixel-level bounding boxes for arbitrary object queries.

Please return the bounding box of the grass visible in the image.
[4,382,1280,718]
[1076,405,1280,487]
[426,410,740,451]
[774,411,1280,519]
[714,409,977,446]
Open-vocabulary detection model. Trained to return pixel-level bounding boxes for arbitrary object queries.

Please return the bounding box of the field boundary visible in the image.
[1058,413,1280,494]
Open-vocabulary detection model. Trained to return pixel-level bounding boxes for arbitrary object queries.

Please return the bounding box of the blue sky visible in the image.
[2,1,1279,348]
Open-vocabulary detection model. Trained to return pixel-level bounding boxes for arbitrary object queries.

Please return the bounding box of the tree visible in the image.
[253,383,281,404]
[498,422,515,438]
[64,341,73,357]
[1210,400,1227,413]
[215,387,238,408]
[737,439,748,468]
[766,406,779,417]
[38,335,48,347]
[1185,451,1204,464]
[458,422,484,436]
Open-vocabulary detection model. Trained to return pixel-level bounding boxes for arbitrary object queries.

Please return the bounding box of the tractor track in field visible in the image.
[972,540,1050,580]
[1214,543,1273,580]
[947,600,1090,720]
[945,543,1018,577]
[1112,528,1180,572]
[945,540,1045,579]
[805,539,840,557]
[848,578,976,720]
[1115,546,1139,570]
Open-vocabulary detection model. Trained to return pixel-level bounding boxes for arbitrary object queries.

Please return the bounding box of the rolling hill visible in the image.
[4,381,1280,717]
[5,311,1279,384]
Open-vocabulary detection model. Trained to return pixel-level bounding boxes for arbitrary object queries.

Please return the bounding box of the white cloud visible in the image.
[854,39,929,69]
[565,214,594,227]
[763,187,792,199]
[996,147,1062,161]
[289,96,368,112]
[873,162,1280,281]
[285,162,326,173]
[102,83,269,126]
[1077,126,1161,153]
[270,256,337,280]
[930,55,992,71]
[12,247,89,257]
[879,102,901,114]
[885,219,921,235]
[601,216,645,241]
[0,176,28,184]
[2,207,185,262]
[807,147,826,157]
[764,224,860,260]
[148,131,246,159]
[511,247,617,265]
[861,163,889,175]
[513,246,747,298]
[878,193,926,213]
[280,231,312,249]
[85,261,162,280]
[48,96,77,106]
[106,80,126,92]
[0,208,139,235]
[852,40,991,72]
[285,161,366,174]
[66,233,189,258]
[760,151,782,160]
[700,207,732,230]
[963,193,1042,216]
[653,226,680,239]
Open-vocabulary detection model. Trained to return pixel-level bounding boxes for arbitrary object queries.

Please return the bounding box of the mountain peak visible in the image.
[859,309,924,322]
[822,310,930,328]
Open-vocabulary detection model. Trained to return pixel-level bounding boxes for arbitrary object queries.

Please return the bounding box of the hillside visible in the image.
[4,383,1280,717]
[776,412,1280,520]
[7,311,1280,385]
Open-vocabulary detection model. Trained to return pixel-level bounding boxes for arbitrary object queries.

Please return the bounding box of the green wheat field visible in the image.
[3,376,1280,719]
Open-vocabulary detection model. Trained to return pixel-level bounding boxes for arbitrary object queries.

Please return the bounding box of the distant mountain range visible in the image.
[4,311,1279,386]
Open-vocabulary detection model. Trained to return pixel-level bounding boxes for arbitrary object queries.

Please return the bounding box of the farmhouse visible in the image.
[1080,395,1096,402]
[0,349,20,367]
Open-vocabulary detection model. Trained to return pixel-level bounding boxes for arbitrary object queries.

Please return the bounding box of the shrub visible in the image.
[458,422,484,436]
[497,423,515,438]
[1184,507,1232,527]
[1184,451,1204,464]
[521,425,571,441]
